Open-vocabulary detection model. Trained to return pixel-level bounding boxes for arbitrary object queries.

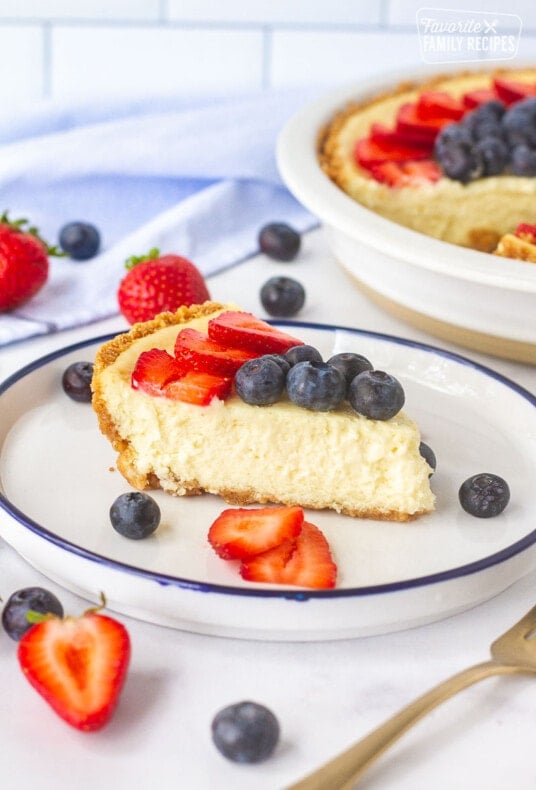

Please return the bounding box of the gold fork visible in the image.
[288,604,536,790]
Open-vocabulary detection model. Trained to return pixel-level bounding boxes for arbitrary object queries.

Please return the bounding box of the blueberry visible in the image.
[260,276,305,317]
[419,442,436,475]
[474,136,509,176]
[62,361,94,403]
[258,222,300,261]
[211,701,280,764]
[459,473,510,518]
[435,140,483,183]
[286,361,346,411]
[59,221,100,260]
[110,492,161,539]
[259,353,291,376]
[2,587,64,641]
[285,345,323,367]
[235,356,286,405]
[465,101,505,140]
[502,99,536,147]
[327,352,373,385]
[348,370,405,420]
[509,144,536,176]
[435,123,473,150]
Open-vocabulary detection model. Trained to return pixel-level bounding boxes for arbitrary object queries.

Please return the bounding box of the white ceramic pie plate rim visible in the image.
[0,323,535,641]
[276,66,536,295]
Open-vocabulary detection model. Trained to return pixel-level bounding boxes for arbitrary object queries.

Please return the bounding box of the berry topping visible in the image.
[463,88,499,109]
[59,221,100,260]
[369,160,441,187]
[286,361,346,412]
[208,311,304,354]
[208,506,304,560]
[164,370,232,405]
[117,248,210,324]
[62,361,94,403]
[258,222,301,261]
[174,328,257,377]
[355,136,432,169]
[502,98,536,147]
[260,275,305,317]
[240,521,337,589]
[369,123,434,151]
[515,222,536,243]
[235,356,286,405]
[327,352,373,385]
[395,102,451,140]
[416,90,465,121]
[419,442,437,475]
[510,144,536,176]
[131,348,184,396]
[110,492,161,539]
[17,603,130,731]
[348,369,405,420]
[493,77,536,105]
[285,344,323,366]
[212,701,280,763]
[459,473,510,518]
[2,587,64,641]
[260,352,291,375]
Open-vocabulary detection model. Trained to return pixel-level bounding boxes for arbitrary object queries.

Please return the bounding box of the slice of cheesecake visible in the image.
[92,302,435,521]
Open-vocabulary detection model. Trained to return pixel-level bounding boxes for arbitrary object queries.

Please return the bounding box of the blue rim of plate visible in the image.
[0,321,535,602]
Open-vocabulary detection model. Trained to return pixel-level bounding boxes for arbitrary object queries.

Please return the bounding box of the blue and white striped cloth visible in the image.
[0,89,317,346]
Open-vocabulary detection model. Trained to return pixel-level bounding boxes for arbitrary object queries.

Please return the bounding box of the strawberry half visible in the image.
[18,611,130,731]
[174,328,258,376]
[131,348,184,396]
[369,123,434,152]
[240,521,337,590]
[208,311,304,354]
[493,77,536,105]
[164,370,232,405]
[208,506,304,560]
[416,91,465,121]
[515,223,536,244]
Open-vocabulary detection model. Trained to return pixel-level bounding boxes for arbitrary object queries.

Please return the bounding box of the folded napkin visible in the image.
[0,89,318,347]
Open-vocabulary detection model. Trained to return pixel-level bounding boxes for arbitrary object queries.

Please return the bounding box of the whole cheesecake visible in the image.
[92,302,435,522]
[320,68,536,252]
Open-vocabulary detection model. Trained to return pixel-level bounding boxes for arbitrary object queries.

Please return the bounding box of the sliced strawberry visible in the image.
[174,328,258,376]
[208,311,304,354]
[462,88,499,109]
[131,348,184,395]
[493,77,536,105]
[208,506,304,560]
[395,102,452,141]
[164,370,232,405]
[18,612,130,731]
[355,136,432,170]
[369,159,441,187]
[515,222,536,243]
[417,91,465,121]
[369,123,434,151]
[240,521,337,590]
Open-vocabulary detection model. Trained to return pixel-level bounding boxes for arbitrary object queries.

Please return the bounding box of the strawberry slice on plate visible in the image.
[131,348,184,395]
[18,611,130,731]
[164,370,232,405]
[208,506,304,560]
[240,521,337,590]
[174,328,258,376]
[208,311,304,354]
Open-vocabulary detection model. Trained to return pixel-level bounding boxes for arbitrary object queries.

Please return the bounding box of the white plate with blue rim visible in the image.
[0,321,535,641]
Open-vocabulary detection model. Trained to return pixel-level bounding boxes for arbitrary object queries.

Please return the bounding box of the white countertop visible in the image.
[1,228,535,790]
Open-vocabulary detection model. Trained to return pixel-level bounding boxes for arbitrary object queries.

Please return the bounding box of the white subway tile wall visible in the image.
[1,1,535,104]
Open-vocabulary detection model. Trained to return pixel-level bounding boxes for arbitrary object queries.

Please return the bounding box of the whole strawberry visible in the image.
[117,247,210,324]
[0,211,60,312]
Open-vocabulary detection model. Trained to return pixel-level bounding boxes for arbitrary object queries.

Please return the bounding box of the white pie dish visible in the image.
[277,68,536,365]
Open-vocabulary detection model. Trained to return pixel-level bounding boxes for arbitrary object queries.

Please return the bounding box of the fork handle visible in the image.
[287,660,521,790]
